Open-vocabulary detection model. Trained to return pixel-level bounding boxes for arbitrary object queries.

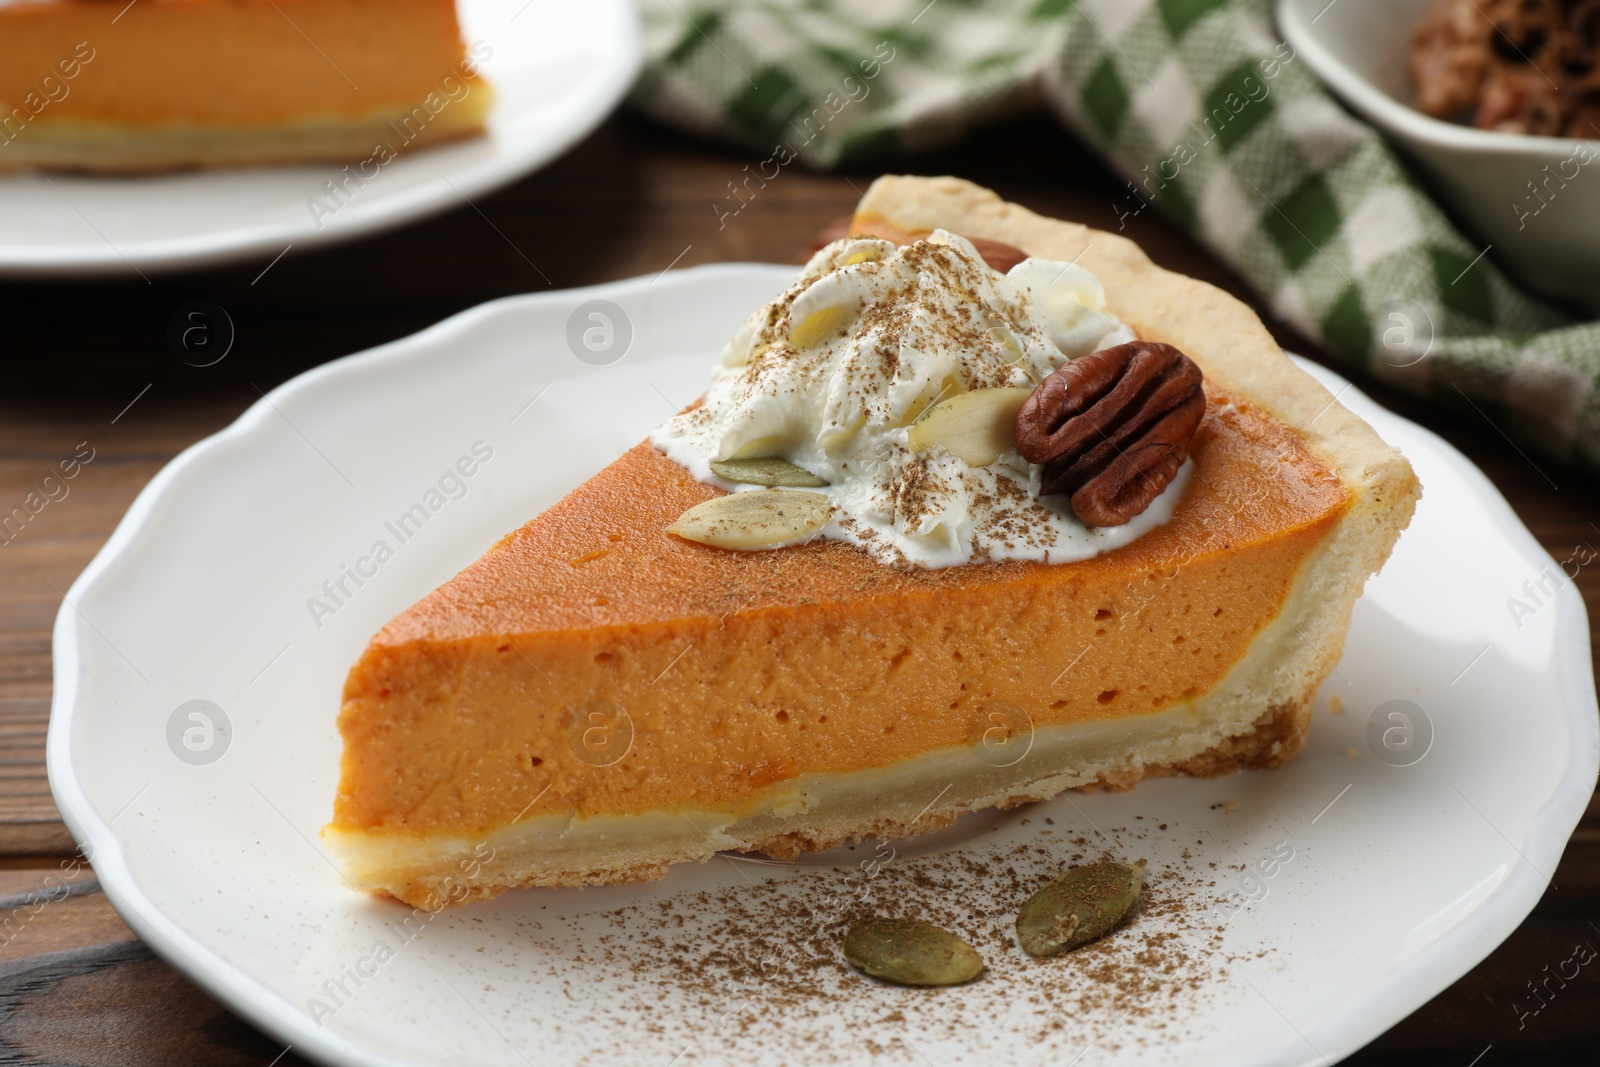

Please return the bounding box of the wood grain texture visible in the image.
[0,865,314,1066]
[0,113,1595,1064]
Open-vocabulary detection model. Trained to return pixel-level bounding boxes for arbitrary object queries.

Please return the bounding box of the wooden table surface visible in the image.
[1,113,1596,1065]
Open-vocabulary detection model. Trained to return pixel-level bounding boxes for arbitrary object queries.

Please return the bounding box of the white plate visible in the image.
[49,266,1598,1067]
[0,0,640,278]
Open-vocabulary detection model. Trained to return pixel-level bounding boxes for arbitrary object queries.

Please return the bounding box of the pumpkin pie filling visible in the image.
[337,397,1344,830]
[324,176,1416,909]
[0,0,489,171]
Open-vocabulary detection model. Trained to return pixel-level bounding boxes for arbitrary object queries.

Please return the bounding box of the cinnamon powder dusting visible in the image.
[500,816,1279,1062]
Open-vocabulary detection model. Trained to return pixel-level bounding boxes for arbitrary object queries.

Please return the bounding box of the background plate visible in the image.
[0,0,640,277]
[49,266,1599,1066]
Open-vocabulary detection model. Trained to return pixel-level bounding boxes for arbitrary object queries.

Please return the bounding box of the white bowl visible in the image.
[1279,0,1600,312]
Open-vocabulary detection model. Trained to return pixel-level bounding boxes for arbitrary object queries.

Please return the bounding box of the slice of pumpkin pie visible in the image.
[0,0,489,172]
[324,176,1419,909]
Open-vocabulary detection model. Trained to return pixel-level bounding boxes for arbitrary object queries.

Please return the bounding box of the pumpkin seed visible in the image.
[667,489,831,550]
[843,918,985,987]
[1015,860,1144,957]
[709,456,828,488]
[906,386,1033,467]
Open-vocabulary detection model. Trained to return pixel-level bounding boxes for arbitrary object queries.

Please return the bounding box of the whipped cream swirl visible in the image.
[652,232,1191,568]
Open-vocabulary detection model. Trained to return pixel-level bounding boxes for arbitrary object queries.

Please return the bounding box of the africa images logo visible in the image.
[166,699,231,765]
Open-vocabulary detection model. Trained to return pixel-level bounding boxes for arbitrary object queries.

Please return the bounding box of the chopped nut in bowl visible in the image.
[1411,0,1600,137]
[1280,0,1600,311]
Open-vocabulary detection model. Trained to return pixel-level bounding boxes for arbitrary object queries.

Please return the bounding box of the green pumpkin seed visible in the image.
[667,489,832,549]
[843,918,985,987]
[709,456,828,488]
[1015,860,1144,957]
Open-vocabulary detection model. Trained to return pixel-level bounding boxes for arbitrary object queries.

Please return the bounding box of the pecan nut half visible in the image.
[1014,341,1205,527]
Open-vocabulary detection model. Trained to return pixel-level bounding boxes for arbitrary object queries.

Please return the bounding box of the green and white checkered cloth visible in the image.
[633,0,1600,472]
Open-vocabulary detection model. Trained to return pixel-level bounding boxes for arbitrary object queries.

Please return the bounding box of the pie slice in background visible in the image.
[0,0,489,172]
